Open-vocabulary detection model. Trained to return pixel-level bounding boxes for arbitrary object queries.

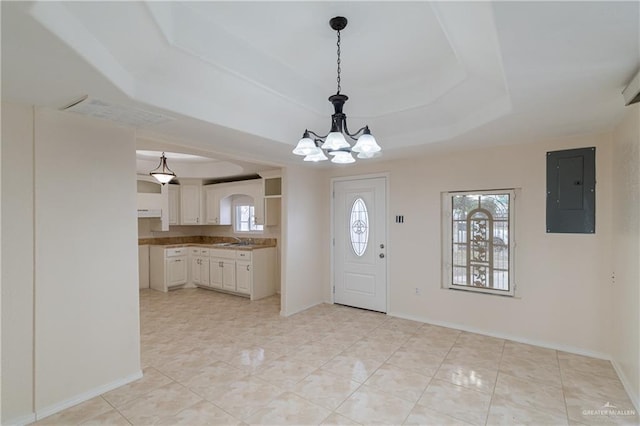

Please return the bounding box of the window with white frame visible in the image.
[233,195,264,233]
[442,190,515,296]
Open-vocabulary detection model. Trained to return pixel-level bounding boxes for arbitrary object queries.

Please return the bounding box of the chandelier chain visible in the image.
[336,30,341,94]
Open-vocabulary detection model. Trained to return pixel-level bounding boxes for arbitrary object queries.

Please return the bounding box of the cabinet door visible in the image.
[168,185,180,225]
[191,256,201,285]
[222,260,236,291]
[236,260,251,294]
[205,187,220,224]
[180,184,201,225]
[166,257,187,286]
[210,259,224,289]
[201,257,210,286]
[253,196,265,225]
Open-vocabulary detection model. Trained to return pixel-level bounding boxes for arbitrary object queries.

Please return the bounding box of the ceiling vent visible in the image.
[622,70,640,106]
[61,95,175,126]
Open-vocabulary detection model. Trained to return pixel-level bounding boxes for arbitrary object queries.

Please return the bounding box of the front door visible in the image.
[333,177,387,312]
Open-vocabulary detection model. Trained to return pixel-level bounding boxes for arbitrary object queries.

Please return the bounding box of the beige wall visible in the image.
[611,105,640,409]
[281,166,328,316]
[1,104,142,422]
[323,133,613,356]
[1,104,35,424]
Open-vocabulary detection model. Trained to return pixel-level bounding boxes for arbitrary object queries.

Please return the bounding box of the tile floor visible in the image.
[36,289,638,425]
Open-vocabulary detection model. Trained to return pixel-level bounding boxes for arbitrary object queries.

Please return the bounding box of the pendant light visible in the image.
[149,152,176,184]
[292,16,381,164]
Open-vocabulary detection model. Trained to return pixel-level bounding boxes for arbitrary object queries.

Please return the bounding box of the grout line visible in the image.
[557,350,572,425]
[483,339,506,426]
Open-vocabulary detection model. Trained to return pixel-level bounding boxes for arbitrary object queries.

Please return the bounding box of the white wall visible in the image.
[323,133,613,356]
[1,104,35,424]
[611,105,640,410]
[33,108,141,414]
[280,166,328,316]
[1,104,142,422]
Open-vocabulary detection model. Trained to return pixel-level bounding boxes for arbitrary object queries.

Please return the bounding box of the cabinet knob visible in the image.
[379,253,385,259]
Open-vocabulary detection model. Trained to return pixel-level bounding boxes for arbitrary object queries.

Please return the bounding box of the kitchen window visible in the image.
[233,195,263,233]
[442,189,515,296]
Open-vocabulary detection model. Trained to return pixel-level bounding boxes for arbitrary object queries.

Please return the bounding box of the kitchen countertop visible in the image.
[157,243,276,251]
[139,236,277,248]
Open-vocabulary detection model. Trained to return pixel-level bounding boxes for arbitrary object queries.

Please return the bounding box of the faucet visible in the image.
[230,236,242,244]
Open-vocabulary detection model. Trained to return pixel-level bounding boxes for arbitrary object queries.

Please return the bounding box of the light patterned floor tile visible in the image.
[292,369,362,410]
[245,392,332,425]
[41,289,638,426]
[117,382,203,425]
[79,409,131,425]
[320,353,385,383]
[321,412,362,425]
[403,404,474,425]
[198,375,284,420]
[336,384,415,425]
[102,367,173,408]
[35,397,114,425]
[417,379,492,425]
[154,400,242,425]
[364,362,432,403]
[486,394,569,426]
[435,360,498,394]
[493,372,566,417]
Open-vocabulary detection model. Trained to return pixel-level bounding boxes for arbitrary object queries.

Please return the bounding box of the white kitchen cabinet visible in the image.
[205,186,231,225]
[236,260,251,294]
[168,185,180,225]
[149,246,188,292]
[209,249,236,290]
[189,248,210,287]
[180,184,202,225]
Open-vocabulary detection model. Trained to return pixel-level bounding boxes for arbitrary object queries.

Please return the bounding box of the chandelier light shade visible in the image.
[292,16,381,164]
[149,152,176,184]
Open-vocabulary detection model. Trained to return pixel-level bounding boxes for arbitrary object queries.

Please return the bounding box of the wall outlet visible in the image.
[415,287,421,295]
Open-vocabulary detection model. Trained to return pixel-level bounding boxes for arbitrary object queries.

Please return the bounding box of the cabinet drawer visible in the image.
[189,248,201,256]
[236,251,252,260]
[200,249,210,256]
[166,248,187,257]
[209,248,236,259]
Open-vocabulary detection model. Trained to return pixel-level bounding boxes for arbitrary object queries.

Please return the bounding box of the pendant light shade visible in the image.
[149,152,176,185]
[292,132,317,155]
[352,127,381,153]
[331,151,355,164]
[304,148,329,162]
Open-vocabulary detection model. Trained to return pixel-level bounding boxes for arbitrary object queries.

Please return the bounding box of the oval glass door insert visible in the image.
[350,197,369,256]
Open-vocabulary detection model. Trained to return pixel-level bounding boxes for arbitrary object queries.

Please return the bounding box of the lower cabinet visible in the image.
[190,248,210,287]
[191,247,276,300]
[236,260,251,294]
[150,246,188,292]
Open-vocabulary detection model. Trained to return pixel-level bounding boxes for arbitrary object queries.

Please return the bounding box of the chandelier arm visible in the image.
[306,130,329,140]
[343,122,367,140]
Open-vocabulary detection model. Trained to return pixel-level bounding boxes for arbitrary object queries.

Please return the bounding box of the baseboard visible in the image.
[280,300,323,317]
[2,412,37,426]
[387,311,611,360]
[35,369,143,421]
[611,359,640,413]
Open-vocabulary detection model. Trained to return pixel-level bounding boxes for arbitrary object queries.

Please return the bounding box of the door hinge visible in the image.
[333,286,335,294]
[332,238,335,246]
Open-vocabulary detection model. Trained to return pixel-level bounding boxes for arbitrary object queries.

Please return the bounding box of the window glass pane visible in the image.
[449,191,512,294]
[350,198,369,257]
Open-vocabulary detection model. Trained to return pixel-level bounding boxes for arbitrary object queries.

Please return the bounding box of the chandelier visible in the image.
[149,152,176,184]
[292,16,381,164]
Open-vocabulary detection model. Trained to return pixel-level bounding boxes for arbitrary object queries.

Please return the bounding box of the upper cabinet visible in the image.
[168,185,180,225]
[180,183,202,225]
[205,186,231,225]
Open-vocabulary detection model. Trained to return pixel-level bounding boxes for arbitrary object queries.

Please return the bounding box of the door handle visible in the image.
[379,253,385,258]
